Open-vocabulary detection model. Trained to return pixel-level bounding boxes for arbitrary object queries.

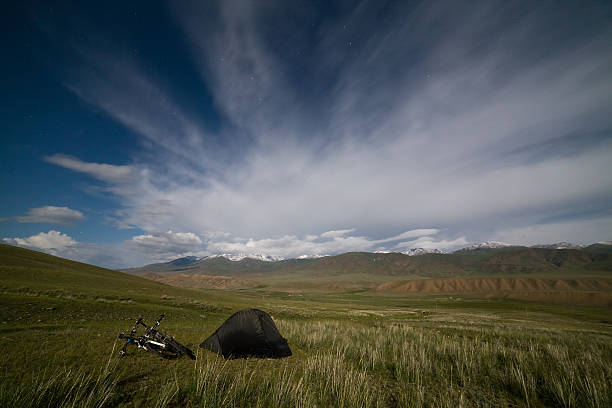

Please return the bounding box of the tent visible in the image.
[200,308,292,359]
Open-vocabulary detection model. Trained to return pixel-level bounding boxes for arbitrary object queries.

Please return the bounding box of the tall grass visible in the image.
[0,343,119,407]
[280,320,612,407]
[2,319,610,407]
[156,348,383,408]
[138,319,611,407]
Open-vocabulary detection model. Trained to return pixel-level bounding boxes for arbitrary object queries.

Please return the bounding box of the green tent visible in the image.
[200,308,292,359]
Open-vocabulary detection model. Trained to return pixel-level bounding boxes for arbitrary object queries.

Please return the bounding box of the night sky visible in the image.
[2,0,612,268]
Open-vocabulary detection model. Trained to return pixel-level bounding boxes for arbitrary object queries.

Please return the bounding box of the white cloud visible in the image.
[375,229,440,243]
[13,206,84,225]
[45,154,136,184]
[2,233,153,269]
[394,236,469,251]
[206,228,448,258]
[320,229,355,239]
[129,231,203,259]
[3,230,76,251]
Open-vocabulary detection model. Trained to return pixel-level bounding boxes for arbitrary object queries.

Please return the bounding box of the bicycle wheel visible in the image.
[166,337,196,360]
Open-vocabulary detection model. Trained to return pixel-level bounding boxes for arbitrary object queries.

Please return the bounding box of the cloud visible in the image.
[61,47,229,175]
[2,231,154,269]
[170,0,297,136]
[206,228,446,258]
[394,236,469,251]
[45,154,136,184]
[129,231,203,259]
[375,229,440,243]
[3,230,76,251]
[12,206,84,225]
[4,230,204,268]
[320,229,355,239]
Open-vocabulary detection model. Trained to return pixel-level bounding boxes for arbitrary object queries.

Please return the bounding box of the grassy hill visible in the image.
[0,243,233,310]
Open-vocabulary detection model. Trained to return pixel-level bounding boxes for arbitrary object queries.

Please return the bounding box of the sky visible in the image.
[1,0,612,268]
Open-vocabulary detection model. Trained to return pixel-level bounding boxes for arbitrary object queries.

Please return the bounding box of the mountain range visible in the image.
[135,241,610,268]
[121,242,612,298]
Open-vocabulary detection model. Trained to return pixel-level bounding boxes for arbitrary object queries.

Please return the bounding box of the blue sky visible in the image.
[2,0,612,268]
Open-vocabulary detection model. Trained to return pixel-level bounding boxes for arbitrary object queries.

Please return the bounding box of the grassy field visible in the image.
[1,244,611,407]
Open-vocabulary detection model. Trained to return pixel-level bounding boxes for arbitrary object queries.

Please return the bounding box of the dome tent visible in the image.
[200,308,292,359]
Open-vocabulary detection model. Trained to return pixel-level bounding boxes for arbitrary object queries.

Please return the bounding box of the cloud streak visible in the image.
[45,154,136,184]
[9,206,85,225]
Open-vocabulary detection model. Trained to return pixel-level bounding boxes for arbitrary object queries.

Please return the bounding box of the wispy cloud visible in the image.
[45,154,136,184]
[320,229,355,239]
[395,236,469,251]
[62,49,232,177]
[8,206,85,225]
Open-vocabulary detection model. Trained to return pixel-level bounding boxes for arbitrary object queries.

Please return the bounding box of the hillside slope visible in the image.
[0,243,212,302]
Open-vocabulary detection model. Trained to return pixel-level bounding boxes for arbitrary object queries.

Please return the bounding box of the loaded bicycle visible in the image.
[118,314,195,360]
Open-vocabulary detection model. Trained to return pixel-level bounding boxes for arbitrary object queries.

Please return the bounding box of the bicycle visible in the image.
[118,314,196,360]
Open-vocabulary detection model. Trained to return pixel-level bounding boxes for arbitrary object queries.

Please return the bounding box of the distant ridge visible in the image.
[122,243,612,282]
[128,241,608,270]
[531,242,584,250]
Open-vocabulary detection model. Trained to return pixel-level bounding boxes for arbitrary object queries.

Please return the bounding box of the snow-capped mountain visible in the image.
[296,254,327,259]
[375,248,443,256]
[531,242,583,250]
[168,256,203,266]
[402,248,444,256]
[456,241,514,251]
[210,253,285,262]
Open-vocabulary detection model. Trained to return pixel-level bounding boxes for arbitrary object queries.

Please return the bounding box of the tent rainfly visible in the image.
[200,308,292,359]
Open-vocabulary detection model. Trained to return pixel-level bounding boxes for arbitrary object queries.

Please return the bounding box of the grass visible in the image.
[1,289,610,407]
[0,342,119,408]
[1,244,611,407]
